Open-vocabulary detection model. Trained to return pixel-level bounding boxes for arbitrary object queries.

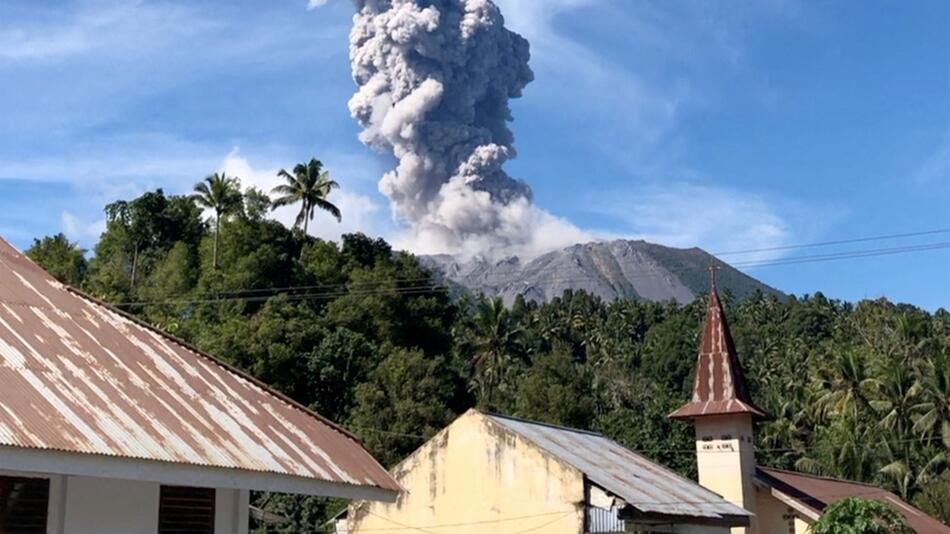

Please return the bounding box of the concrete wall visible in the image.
[0,470,248,534]
[754,487,813,534]
[62,476,159,534]
[344,411,731,534]
[343,411,587,534]
[694,415,758,534]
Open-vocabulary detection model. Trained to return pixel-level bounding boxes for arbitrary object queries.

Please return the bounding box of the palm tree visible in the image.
[466,297,524,408]
[271,158,341,234]
[912,352,949,447]
[192,173,242,271]
[813,350,878,420]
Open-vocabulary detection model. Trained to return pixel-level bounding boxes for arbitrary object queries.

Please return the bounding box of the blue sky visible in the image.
[0,0,948,309]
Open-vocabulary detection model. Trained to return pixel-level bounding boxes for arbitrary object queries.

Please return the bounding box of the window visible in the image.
[0,476,49,534]
[158,485,215,534]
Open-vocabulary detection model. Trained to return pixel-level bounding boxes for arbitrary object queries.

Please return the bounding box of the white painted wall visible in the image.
[0,470,248,534]
[62,476,159,534]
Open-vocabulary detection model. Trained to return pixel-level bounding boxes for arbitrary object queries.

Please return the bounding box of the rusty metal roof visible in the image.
[758,467,950,534]
[486,413,751,525]
[0,238,399,495]
[669,286,768,420]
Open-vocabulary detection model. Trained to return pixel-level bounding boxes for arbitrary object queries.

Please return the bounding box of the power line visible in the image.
[105,237,950,307]
[730,240,950,268]
[337,481,920,532]
[346,424,945,453]
[86,226,950,307]
[714,228,950,256]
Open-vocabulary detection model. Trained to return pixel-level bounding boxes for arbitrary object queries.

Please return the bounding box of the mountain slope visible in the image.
[421,239,784,304]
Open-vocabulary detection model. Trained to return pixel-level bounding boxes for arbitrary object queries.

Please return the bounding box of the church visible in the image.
[668,277,948,534]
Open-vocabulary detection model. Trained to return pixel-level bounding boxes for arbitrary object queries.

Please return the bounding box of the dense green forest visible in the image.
[25,181,949,530]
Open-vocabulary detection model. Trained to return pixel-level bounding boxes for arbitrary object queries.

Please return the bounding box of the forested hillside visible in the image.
[25,187,950,530]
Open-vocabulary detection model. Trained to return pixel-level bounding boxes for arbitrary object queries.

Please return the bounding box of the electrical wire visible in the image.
[713,228,950,256]
[106,237,950,307]
[82,226,950,307]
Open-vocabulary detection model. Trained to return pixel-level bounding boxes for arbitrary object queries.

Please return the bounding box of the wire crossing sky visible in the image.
[0,1,947,308]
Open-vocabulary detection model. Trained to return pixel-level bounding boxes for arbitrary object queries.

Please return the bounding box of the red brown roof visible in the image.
[758,467,950,534]
[0,238,399,495]
[669,287,768,420]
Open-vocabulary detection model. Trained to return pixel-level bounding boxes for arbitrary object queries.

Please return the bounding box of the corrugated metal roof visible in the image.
[0,238,399,494]
[669,287,768,420]
[485,413,751,523]
[758,467,950,534]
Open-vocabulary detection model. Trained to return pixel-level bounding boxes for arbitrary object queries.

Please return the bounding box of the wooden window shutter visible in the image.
[158,485,215,534]
[0,476,49,534]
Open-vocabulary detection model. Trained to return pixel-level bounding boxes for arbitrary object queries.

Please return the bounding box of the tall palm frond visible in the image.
[191,173,242,270]
[270,159,341,234]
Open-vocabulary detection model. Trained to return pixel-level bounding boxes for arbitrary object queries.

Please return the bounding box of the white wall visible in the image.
[0,470,248,534]
[62,476,159,534]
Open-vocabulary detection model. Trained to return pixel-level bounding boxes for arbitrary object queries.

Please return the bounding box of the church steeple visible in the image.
[669,268,768,421]
[668,265,766,534]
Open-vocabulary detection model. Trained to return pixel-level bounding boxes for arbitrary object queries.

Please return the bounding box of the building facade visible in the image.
[337,410,750,534]
[670,277,949,534]
[0,237,399,534]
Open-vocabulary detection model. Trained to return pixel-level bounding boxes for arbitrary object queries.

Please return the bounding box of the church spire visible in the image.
[669,266,768,421]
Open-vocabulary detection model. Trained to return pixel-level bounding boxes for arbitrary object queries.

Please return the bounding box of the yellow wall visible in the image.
[342,411,585,534]
[754,486,814,534]
[694,415,758,534]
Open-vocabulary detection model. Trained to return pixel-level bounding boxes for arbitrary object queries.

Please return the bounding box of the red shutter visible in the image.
[0,476,49,534]
[158,486,216,534]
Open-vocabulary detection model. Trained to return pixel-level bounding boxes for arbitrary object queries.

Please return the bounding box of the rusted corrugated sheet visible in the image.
[669,287,768,420]
[758,468,950,534]
[486,414,751,523]
[0,238,399,493]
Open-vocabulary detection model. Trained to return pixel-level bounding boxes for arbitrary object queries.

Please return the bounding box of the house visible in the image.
[668,276,950,534]
[0,237,400,533]
[335,409,752,533]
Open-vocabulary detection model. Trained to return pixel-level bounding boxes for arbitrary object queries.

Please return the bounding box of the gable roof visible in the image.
[0,238,399,497]
[757,467,950,534]
[669,287,768,420]
[485,412,751,526]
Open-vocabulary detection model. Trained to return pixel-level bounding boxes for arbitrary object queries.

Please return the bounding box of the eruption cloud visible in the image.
[349,0,588,258]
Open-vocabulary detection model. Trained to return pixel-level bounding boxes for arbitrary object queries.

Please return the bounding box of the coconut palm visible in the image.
[466,297,524,408]
[912,352,950,447]
[271,158,341,234]
[192,173,242,270]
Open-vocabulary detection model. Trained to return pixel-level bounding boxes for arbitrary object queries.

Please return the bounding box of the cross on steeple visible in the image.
[707,261,721,289]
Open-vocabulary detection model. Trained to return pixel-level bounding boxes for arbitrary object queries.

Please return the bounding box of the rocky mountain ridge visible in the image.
[421,239,784,304]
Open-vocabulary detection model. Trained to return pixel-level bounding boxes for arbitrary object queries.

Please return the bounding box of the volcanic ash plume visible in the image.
[349,0,554,257]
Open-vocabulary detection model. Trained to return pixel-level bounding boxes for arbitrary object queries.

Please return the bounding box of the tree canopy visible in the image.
[25,187,950,531]
[811,498,912,534]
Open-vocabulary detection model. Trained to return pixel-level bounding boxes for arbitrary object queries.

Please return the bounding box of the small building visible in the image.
[0,238,400,533]
[336,409,752,534]
[669,276,949,534]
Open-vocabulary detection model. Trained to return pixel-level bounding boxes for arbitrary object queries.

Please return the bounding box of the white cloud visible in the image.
[586,182,828,264]
[219,149,392,243]
[0,3,213,63]
[61,211,105,244]
[307,0,329,10]
[915,129,950,184]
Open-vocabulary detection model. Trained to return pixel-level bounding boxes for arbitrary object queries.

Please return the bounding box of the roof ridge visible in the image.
[483,411,604,437]
[757,466,887,490]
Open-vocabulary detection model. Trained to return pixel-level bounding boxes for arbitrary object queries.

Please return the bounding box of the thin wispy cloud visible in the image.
[585,182,833,264]
[915,129,950,184]
[0,2,212,63]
